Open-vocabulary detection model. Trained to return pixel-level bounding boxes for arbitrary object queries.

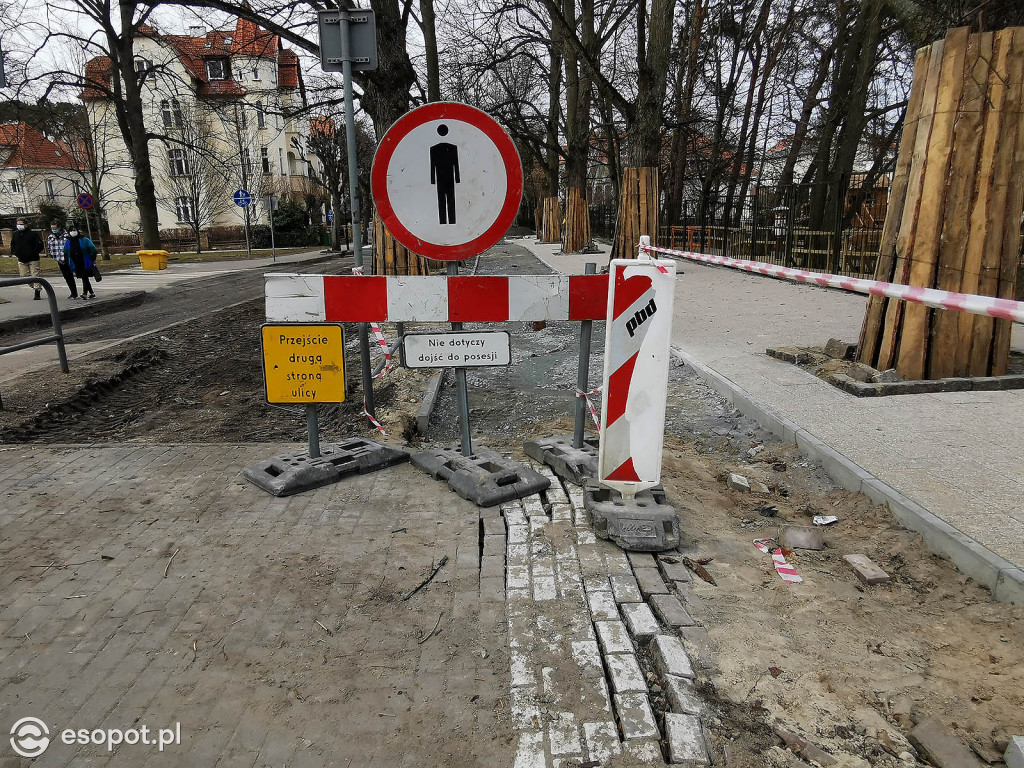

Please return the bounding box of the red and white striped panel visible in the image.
[597,256,676,495]
[646,244,1024,324]
[265,274,609,322]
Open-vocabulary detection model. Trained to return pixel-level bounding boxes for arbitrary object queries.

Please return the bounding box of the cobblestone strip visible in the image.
[507,462,714,766]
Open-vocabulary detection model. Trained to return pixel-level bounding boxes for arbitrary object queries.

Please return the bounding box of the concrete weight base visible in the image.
[411,445,550,507]
[583,480,679,551]
[523,434,599,486]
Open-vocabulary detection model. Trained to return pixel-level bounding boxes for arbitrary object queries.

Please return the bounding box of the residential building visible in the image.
[82,18,320,236]
[0,123,84,217]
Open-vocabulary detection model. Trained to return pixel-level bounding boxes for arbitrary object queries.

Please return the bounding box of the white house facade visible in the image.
[83,19,319,236]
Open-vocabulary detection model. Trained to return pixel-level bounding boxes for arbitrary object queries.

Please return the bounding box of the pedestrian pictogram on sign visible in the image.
[371,102,523,261]
[261,324,346,404]
[76,193,93,210]
[233,189,252,208]
[598,244,676,498]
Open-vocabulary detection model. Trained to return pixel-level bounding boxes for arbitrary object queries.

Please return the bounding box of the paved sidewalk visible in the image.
[520,238,1024,577]
[0,248,333,326]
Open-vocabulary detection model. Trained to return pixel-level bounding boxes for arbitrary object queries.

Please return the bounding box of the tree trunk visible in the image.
[420,0,440,102]
[561,0,595,252]
[613,167,658,259]
[625,0,674,167]
[665,0,705,226]
[541,197,562,243]
[563,188,592,252]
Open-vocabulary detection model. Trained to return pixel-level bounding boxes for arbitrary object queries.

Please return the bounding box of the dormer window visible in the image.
[206,59,228,80]
[223,36,233,46]
[204,40,212,49]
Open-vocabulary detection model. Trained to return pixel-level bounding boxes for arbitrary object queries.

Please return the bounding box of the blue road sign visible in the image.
[233,189,252,208]
[327,209,334,222]
[76,193,94,210]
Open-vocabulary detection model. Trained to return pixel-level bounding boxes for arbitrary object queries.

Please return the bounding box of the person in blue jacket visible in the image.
[63,227,97,299]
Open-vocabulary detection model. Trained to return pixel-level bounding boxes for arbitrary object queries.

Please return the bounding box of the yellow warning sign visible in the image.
[261,324,346,403]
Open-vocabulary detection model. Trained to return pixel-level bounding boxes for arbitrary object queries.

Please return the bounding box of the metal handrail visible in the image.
[0,277,70,409]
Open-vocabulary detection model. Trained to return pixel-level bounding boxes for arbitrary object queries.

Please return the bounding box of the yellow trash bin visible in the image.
[137,250,170,270]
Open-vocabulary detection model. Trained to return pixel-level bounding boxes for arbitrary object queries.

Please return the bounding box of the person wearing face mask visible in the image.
[63,226,98,299]
[46,221,77,299]
[10,217,45,300]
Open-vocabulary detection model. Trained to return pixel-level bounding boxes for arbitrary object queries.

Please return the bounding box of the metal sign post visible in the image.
[447,261,473,455]
[263,194,278,262]
[573,262,597,448]
[234,189,253,259]
[318,8,377,419]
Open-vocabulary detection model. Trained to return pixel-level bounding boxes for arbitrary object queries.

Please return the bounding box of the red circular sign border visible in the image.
[371,102,523,262]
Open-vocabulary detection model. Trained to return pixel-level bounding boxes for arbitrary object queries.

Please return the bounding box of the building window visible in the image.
[242,148,253,174]
[10,178,20,193]
[134,57,153,74]
[168,148,189,176]
[279,148,285,176]
[261,147,271,174]
[256,104,266,129]
[223,36,233,46]
[45,179,56,198]
[15,206,24,214]
[161,99,183,128]
[174,196,195,223]
[206,59,228,80]
[252,67,261,81]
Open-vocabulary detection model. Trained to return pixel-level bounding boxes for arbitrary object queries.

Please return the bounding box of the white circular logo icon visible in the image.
[10,717,50,757]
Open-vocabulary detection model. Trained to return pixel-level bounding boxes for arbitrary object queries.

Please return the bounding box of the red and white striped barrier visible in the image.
[754,539,803,584]
[265,274,610,323]
[644,244,1024,324]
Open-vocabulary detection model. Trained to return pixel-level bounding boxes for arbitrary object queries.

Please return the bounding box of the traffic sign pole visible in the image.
[447,261,473,456]
[338,9,375,420]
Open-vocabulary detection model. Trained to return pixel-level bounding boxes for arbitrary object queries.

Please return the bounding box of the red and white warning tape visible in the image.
[363,401,387,436]
[642,244,1024,324]
[573,386,602,428]
[753,539,803,584]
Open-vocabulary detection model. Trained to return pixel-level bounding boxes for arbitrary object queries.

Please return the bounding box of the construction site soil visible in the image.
[0,245,1019,766]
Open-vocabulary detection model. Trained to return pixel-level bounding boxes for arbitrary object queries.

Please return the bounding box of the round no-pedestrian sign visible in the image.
[371,102,523,261]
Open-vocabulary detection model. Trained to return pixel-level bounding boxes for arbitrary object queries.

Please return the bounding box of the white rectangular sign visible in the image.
[598,255,676,497]
[403,331,511,368]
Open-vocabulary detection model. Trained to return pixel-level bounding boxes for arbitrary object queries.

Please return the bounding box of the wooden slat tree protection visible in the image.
[540,197,562,243]
[612,167,659,260]
[371,212,434,275]
[563,187,593,253]
[858,27,1024,379]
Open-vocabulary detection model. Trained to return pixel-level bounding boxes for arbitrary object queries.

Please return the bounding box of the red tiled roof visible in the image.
[83,18,293,101]
[0,123,83,170]
[277,49,300,88]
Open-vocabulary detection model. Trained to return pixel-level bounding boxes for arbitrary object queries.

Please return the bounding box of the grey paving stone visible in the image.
[609,574,644,603]
[628,551,658,568]
[651,634,695,680]
[483,534,506,557]
[650,594,697,627]
[595,620,634,654]
[621,602,661,642]
[658,558,693,583]
[606,652,647,693]
[665,712,710,766]
[614,693,659,739]
[664,675,703,716]
[583,721,622,763]
[587,589,620,621]
[634,567,670,596]
[1005,736,1024,768]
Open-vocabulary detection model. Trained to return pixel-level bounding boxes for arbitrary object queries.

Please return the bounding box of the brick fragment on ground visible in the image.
[725,472,750,492]
[909,719,985,768]
[844,553,891,585]
[665,712,710,766]
[824,338,856,360]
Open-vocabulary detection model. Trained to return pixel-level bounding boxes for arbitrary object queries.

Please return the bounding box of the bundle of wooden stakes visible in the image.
[858,27,1024,379]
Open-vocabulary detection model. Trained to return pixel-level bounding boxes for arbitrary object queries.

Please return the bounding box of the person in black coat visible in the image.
[10,217,44,300]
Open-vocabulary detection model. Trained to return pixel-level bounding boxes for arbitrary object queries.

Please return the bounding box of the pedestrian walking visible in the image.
[63,227,97,300]
[46,221,77,299]
[10,217,44,300]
